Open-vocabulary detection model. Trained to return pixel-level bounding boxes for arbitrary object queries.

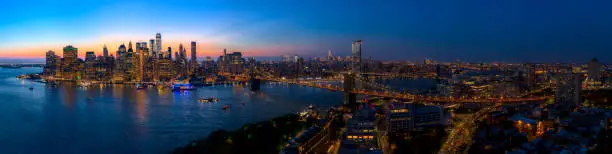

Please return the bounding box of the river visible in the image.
[0,67,344,153]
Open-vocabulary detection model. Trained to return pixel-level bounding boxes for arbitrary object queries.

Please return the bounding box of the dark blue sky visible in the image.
[1,0,611,62]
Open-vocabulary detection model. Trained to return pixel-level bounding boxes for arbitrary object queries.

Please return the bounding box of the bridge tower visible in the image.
[344,73,357,104]
[249,67,261,91]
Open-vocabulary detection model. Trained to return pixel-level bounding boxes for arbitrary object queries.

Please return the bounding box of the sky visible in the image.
[0,0,611,63]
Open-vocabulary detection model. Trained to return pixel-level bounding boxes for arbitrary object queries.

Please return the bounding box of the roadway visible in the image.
[439,105,496,154]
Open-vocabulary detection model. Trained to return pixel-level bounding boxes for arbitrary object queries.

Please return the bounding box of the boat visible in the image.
[198,97,219,103]
[222,104,231,110]
[136,84,146,90]
[172,83,196,91]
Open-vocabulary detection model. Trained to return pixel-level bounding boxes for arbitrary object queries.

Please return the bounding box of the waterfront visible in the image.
[0,68,344,153]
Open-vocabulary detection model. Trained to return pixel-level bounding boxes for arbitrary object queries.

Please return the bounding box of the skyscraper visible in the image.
[44,50,57,76]
[62,45,78,79]
[351,40,362,73]
[155,33,162,57]
[150,39,155,56]
[179,44,185,60]
[328,48,333,61]
[167,47,172,59]
[190,41,197,62]
[103,45,109,57]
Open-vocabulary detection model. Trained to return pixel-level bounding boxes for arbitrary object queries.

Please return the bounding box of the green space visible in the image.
[173,114,308,154]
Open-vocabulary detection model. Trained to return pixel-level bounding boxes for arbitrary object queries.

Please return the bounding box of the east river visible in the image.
[0,67,439,153]
[0,67,345,153]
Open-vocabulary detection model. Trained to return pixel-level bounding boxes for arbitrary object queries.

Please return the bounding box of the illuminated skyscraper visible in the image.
[179,44,185,60]
[155,33,162,57]
[167,47,172,59]
[150,39,155,56]
[103,45,109,57]
[44,50,57,76]
[190,41,197,62]
[328,48,333,61]
[351,40,362,73]
[62,45,78,80]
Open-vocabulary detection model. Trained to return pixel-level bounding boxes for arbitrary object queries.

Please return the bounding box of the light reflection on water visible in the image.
[0,68,344,153]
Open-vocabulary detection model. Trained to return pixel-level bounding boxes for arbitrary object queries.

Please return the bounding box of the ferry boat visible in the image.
[136,84,146,90]
[198,97,219,103]
[222,104,231,110]
[172,83,196,91]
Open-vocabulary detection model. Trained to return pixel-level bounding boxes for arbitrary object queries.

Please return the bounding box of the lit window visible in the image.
[348,136,353,139]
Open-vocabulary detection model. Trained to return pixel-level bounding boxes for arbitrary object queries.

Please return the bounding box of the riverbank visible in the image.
[173,114,308,154]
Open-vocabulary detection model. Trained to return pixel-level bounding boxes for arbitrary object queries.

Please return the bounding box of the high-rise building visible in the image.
[554,74,583,108]
[44,50,57,76]
[351,40,362,73]
[588,58,601,82]
[178,44,185,60]
[155,33,162,57]
[167,47,172,59]
[190,41,197,62]
[62,45,79,80]
[149,39,155,56]
[328,48,333,61]
[103,45,109,57]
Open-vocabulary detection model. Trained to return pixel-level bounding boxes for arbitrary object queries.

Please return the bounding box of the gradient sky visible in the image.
[1,0,611,62]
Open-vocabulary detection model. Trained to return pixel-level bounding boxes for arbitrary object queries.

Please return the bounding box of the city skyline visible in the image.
[1,0,612,62]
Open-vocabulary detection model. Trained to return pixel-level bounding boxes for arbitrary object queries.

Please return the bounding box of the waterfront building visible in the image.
[218,50,245,74]
[62,45,79,80]
[44,50,57,76]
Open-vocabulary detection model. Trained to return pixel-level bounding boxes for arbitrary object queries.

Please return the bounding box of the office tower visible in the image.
[155,33,162,57]
[150,39,155,56]
[588,58,601,82]
[44,50,56,76]
[351,40,362,73]
[62,45,78,80]
[103,45,109,57]
[178,44,185,60]
[190,41,197,62]
[167,47,172,59]
[328,48,333,61]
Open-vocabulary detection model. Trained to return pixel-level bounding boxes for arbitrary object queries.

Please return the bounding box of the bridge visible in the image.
[249,67,549,104]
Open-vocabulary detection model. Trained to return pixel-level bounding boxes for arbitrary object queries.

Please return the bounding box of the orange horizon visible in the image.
[0,42,288,59]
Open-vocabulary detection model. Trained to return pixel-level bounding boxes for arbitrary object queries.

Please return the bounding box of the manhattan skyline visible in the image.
[1,0,612,62]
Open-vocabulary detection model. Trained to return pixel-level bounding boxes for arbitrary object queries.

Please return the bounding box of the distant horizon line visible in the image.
[0,57,607,65]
